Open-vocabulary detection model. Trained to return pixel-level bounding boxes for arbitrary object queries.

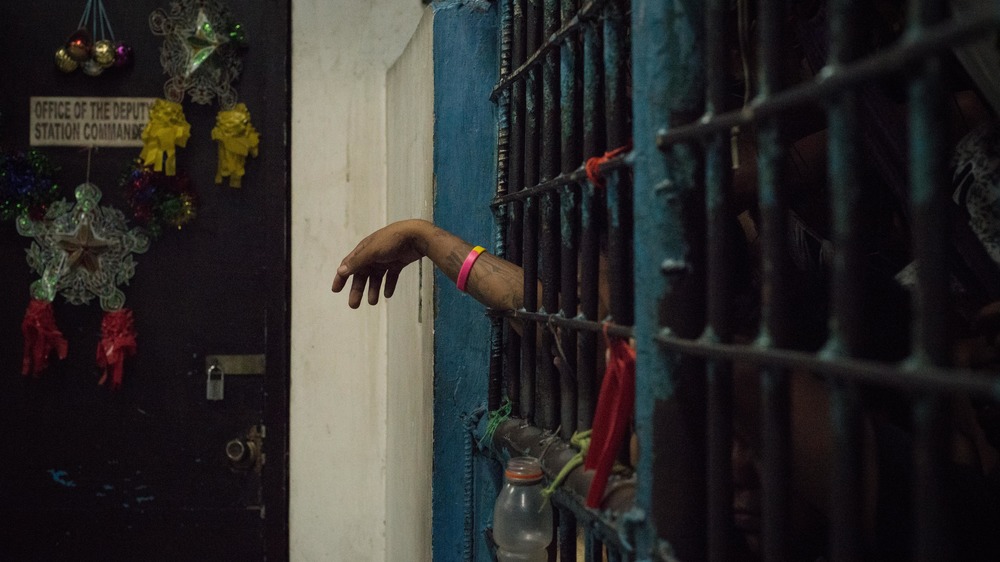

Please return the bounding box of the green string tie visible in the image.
[540,429,591,505]
[478,398,512,450]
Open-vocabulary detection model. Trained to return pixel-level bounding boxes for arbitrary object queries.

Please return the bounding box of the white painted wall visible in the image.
[385,10,435,562]
[290,2,430,560]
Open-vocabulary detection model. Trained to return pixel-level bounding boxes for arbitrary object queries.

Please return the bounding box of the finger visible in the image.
[348,273,367,309]
[368,270,386,305]
[332,265,349,293]
[383,268,401,299]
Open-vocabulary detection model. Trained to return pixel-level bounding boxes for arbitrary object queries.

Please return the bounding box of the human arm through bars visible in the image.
[332,219,526,312]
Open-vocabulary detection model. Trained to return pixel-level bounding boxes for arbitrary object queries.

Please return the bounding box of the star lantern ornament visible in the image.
[18,182,150,388]
[150,0,248,108]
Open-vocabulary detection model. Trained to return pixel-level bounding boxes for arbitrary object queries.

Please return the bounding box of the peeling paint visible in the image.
[432,0,492,13]
[47,469,77,487]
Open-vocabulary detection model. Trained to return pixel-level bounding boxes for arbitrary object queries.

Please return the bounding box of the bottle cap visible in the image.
[504,456,543,481]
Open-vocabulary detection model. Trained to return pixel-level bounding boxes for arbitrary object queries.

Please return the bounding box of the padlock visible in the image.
[206,363,224,401]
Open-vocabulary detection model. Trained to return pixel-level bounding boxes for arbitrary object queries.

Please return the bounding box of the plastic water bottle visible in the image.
[492,456,552,561]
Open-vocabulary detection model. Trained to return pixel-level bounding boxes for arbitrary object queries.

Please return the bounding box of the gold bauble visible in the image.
[55,48,79,73]
[93,40,115,67]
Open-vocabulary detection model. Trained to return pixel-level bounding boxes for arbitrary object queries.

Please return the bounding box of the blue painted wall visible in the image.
[431,4,500,562]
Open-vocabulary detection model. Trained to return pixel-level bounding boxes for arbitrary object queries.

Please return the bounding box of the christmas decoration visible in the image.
[21,299,68,377]
[17,181,150,387]
[96,308,136,389]
[55,0,133,76]
[139,99,190,176]
[121,162,197,238]
[18,182,149,309]
[150,0,248,108]
[0,149,61,222]
[211,103,259,187]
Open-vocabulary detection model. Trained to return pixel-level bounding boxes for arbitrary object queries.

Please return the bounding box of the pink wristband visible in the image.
[456,246,486,292]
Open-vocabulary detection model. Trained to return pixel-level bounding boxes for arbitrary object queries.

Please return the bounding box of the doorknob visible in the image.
[226,425,264,472]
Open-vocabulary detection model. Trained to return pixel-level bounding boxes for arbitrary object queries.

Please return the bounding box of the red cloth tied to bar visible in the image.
[96,309,137,390]
[585,142,632,189]
[584,329,636,508]
[21,299,68,376]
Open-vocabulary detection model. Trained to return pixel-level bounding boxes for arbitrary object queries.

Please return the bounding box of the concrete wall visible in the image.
[290,2,428,560]
[386,10,435,562]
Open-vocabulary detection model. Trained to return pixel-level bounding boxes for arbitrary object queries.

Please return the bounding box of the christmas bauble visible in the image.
[113,42,133,68]
[65,29,92,62]
[81,59,105,76]
[93,39,115,67]
[55,48,79,73]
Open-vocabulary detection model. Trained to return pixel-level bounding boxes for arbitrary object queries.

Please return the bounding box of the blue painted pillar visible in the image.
[431,4,499,562]
[631,1,706,559]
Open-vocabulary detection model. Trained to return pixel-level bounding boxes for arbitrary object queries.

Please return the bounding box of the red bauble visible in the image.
[65,28,93,62]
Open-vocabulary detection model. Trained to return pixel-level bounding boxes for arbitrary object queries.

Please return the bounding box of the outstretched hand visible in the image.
[332,220,430,308]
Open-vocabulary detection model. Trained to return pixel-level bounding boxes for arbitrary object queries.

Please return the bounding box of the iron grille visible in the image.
[483,0,1000,560]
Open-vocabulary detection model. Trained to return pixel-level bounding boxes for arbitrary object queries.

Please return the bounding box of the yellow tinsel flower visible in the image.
[211,103,260,188]
[139,99,190,177]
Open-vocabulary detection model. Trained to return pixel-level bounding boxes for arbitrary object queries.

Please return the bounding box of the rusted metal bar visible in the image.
[655,14,1000,148]
[604,0,632,327]
[704,0,733,559]
[755,1,791,560]
[490,0,611,101]
[491,156,629,206]
[559,0,582,442]
[907,1,951,560]
[653,334,1000,398]
[505,309,632,339]
[491,0,516,414]
[505,0,527,414]
[577,10,603,433]
[538,0,562,432]
[521,0,542,423]
[825,0,865,559]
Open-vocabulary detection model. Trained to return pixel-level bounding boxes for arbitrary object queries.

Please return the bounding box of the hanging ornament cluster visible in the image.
[55,0,133,76]
[150,0,248,108]
[121,162,198,238]
[0,149,61,222]
[18,180,150,389]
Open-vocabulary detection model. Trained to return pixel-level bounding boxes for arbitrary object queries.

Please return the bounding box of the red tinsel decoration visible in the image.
[584,330,636,508]
[96,308,137,390]
[21,299,68,376]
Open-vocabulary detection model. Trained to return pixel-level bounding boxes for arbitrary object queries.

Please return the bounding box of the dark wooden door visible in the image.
[0,1,289,560]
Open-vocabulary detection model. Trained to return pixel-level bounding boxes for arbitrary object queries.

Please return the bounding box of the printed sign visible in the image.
[29,97,157,148]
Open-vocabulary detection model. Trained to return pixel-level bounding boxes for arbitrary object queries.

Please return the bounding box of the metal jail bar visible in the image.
[485,0,1000,560]
[490,0,635,560]
[644,2,1000,562]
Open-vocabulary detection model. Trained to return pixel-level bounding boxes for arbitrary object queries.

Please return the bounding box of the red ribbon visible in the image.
[21,299,68,376]
[584,328,636,508]
[584,142,632,189]
[96,308,137,390]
